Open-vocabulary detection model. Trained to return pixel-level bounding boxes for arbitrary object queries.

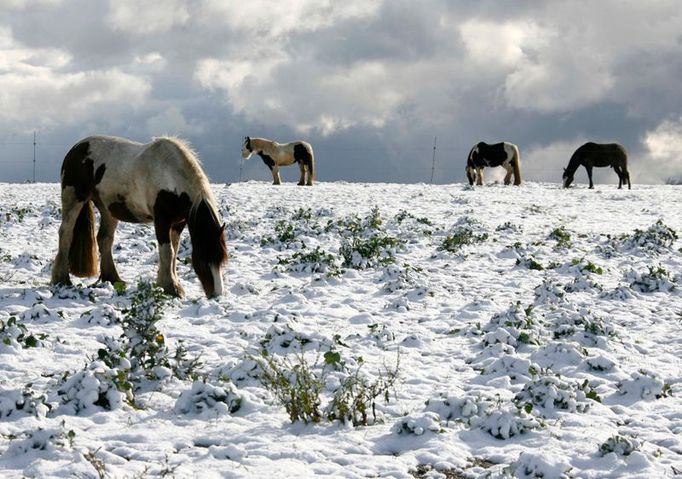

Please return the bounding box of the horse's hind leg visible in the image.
[476,168,484,186]
[96,206,123,285]
[623,168,631,189]
[502,164,513,185]
[586,166,594,189]
[51,187,85,286]
[305,158,315,186]
[304,150,314,186]
[297,162,306,186]
[614,165,623,189]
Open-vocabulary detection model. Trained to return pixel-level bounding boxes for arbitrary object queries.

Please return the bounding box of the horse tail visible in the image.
[511,144,522,186]
[69,201,98,277]
[307,146,316,183]
[620,146,631,189]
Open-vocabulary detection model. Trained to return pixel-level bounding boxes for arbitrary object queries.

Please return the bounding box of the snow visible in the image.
[0,180,681,478]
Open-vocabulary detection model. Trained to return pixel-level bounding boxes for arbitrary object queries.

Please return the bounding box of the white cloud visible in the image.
[521,140,588,183]
[459,20,544,69]
[0,28,150,130]
[200,0,381,37]
[132,52,167,74]
[107,0,189,34]
[0,69,151,128]
[3,0,682,182]
[0,0,61,11]
[504,53,615,113]
[643,117,682,183]
[195,56,286,94]
[196,55,425,136]
[145,106,204,137]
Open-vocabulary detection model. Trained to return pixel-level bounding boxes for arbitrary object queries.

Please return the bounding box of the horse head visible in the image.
[241,136,253,160]
[465,165,476,186]
[188,200,228,298]
[562,168,574,188]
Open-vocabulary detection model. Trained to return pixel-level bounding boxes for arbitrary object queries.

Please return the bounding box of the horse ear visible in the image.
[220,223,226,233]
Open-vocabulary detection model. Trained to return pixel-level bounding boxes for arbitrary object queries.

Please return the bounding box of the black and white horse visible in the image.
[466,142,522,186]
[241,136,315,186]
[51,135,228,298]
[563,142,631,189]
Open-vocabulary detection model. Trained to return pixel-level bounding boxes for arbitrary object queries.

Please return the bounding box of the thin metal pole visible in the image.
[430,136,437,184]
[32,131,36,183]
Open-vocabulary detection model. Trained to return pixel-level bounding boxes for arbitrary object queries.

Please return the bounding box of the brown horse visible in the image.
[563,142,631,189]
[51,135,228,298]
[466,142,522,186]
[241,136,315,186]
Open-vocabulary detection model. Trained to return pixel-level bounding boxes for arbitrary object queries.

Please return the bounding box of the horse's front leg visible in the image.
[154,217,184,297]
[272,166,282,185]
[476,167,484,186]
[586,166,594,189]
[170,221,186,279]
[96,207,124,285]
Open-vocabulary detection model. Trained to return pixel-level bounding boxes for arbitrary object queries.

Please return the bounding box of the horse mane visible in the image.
[149,137,228,297]
[566,147,584,174]
[151,136,218,214]
[248,137,277,152]
[467,144,478,162]
[149,136,226,262]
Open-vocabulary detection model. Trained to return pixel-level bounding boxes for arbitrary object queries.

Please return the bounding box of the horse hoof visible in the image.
[166,284,185,298]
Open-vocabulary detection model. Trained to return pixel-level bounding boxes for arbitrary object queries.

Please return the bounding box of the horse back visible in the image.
[469,141,515,168]
[576,142,627,167]
[63,136,200,224]
[292,141,313,161]
[272,140,313,166]
[60,136,142,203]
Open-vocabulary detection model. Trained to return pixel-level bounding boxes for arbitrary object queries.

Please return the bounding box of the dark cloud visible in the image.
[2,0,682,184]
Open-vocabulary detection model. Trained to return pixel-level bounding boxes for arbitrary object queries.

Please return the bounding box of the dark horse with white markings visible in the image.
[562,142,631,189]
[466,141,522,186]
[242,136,315,185]
[51,135,228,298]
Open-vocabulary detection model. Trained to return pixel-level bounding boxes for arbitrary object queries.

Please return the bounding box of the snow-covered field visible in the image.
[0,181,681,478]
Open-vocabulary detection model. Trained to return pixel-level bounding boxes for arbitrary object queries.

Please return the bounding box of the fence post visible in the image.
[430,136,437,184]
[32,131,36,183]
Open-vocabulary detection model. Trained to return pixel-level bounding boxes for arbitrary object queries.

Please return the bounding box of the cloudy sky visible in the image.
[2,0,682,185]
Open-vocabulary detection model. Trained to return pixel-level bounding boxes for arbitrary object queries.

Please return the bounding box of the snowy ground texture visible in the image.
[0,181,681,479]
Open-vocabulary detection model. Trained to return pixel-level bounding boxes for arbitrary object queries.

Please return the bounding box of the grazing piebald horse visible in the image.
[563,142,631,189]
[51,135,228,298]
[241,136,315,186]
[466,142,522,186]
